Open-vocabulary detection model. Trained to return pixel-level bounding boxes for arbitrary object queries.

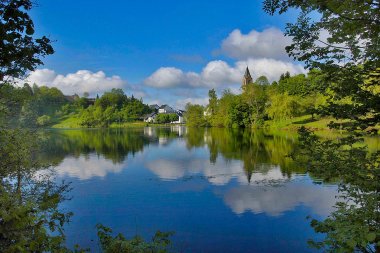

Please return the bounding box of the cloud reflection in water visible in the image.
[145,157,337,217]
[54,155,124,180]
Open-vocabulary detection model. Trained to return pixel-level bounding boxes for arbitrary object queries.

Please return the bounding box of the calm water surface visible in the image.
[42,127,342,252]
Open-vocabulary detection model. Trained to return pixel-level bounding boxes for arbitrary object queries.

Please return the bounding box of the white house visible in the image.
[144,112,157,123]
[158,105,175,114]
[145,105,186,124]
[172,110,185,123]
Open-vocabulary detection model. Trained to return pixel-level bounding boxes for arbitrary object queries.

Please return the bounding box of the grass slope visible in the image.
[264,115,349,131]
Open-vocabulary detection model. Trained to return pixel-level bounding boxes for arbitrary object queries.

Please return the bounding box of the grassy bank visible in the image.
[52,113,378,136]
[51,114,181,129]
[264,115,347,131]
[51,114,82,128]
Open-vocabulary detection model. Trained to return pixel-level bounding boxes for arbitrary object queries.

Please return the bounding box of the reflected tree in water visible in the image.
[263,0,380,251]
[185,127,302,183]
[295,128,380,252]
[0,129,82,252]
[40,129,151,164]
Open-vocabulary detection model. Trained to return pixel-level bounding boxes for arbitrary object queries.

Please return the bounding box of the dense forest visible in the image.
[185,70,327,128]
[0,84,151,127]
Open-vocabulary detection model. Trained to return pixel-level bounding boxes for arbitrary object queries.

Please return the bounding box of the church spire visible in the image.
[242,66,253,87]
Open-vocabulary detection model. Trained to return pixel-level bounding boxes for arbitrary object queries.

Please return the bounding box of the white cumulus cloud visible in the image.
[144,67,185,88]
[23,69,126,96]
[144,59,305,89]
[220,27,293,61]
[144,27,308,90]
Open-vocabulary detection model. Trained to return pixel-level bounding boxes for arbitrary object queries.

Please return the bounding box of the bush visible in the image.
[36,115,51,127]
[97,224,174,253]
[156,113,178,124]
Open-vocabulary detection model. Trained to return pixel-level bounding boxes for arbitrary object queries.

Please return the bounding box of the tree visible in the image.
[264,1,380,251]
[0,129,77,252]
[210,89,236,127]
[169,113,179,122]
[155,114,169,124]
[36,114,51,126]
[155,113,178,124]
[263,0,380,130]
[294,128,380,253]
[0,0,54,85]
[208,88,218,115]
[278,74,311,96]
[185,103,207,127]
[255,75,270,86]
[266,92,301,120]
[96,88,127,110]
[228,96,251,128]
[96,224,174,253]
[242,83,268,126]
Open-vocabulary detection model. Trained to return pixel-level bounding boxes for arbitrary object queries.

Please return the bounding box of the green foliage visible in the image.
[0,85,152,128]
[266,92,302,120]
[74,97,91,109]
[255,75,270,86]
[0,84,68,127]
[208,88,218,115]
[208,89,236,127]
[185,103,207,127]
[96,88,127,110]
[0,0,54,84]
[184,127,300,175]
[0,129,80,252]
[188,73,330,128]
[79,105,104,127]
[263,0,380,131]
[278,74,309,96]
[36,115,51,126]
[97,224,174,253]
[78,89,151,127]
[155,113,178,124]
[263,2,380,251]
[241,82,268,126]
[121,98,152,122]
[294,128,380,252]
[227,96,251,128]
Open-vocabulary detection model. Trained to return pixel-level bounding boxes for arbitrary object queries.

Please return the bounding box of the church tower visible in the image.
[242,66,253,87]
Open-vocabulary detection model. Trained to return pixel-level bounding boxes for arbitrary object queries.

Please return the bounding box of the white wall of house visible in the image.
[159,105,175,114]
[171,115,185,124]
[144,116,155,123]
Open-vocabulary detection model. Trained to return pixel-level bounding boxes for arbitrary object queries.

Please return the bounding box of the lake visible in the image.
[41,126,344,252]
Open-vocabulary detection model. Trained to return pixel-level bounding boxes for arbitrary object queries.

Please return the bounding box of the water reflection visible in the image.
[43,128,331,209]
[224,181,337,216]
[41,128,151,164]
[54,154,124,180]
[40,127,344,252]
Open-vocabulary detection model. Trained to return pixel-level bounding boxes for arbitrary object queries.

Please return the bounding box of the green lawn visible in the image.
[264,115,349,131]
[51,114,82,128]
[51,114,172,129]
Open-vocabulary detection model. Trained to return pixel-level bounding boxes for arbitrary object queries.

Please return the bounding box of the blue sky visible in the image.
[27,0,305,109]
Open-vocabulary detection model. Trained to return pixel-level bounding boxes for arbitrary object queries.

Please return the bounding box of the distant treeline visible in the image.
[0,84,151,127]
[185,70,332,128]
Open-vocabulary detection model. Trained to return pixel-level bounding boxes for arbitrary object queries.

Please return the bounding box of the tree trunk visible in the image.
[17,169,22,204]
